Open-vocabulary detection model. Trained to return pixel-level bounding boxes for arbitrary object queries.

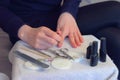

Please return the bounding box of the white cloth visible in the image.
[9,35,119,80]
[80,0,119,7]
[0,73,9,80]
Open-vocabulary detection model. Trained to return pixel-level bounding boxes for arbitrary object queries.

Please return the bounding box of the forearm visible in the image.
[61,0,81,18]
[0,6,25,40]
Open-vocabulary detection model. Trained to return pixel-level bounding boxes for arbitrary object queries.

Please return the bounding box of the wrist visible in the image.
[61,12,73,17]
[18,24,32,41]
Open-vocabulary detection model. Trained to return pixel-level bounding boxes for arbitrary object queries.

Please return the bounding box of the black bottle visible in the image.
[86,43,92,59]
[100,37,107,62]
[90,41,99,67]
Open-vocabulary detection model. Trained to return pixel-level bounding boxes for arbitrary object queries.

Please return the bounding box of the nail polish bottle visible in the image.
[100,37,107,62]
[90,41,98,67]
[86,43,92,59]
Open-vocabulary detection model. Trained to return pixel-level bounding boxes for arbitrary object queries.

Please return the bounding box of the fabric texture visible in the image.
[9,35,119,80]
[0,28,12,80]
[0,73,9,80]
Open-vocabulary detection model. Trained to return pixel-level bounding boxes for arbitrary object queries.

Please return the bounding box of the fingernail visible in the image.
[78,43,81,46]
[73,44,77,48]
[57,42,62,47]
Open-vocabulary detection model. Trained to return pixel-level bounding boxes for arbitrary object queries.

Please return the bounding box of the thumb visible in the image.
[56,28,62,36]
[57,29,67,47]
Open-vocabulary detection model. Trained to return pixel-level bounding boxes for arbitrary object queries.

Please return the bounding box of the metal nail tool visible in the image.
[46,48,74,60]
[15,51,49,68]
[59,48,74,60]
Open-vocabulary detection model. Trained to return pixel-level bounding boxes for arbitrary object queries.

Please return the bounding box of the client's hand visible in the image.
[18,25,62,49]
[57,12,84,48]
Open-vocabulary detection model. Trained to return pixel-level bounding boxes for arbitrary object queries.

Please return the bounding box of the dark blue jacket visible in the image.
[0,0,81,43]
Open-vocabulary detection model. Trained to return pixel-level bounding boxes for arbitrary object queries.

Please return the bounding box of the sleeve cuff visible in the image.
[61,0,81,18]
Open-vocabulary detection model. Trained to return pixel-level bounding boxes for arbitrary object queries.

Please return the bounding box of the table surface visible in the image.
[9,35,119,80]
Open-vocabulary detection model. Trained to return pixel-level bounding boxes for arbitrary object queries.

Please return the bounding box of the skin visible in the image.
[57,12,83,48]
[18,12,84,49]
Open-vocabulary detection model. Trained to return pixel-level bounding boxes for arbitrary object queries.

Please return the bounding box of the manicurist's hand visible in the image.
[57,12,84,48]
[18,25,62,49]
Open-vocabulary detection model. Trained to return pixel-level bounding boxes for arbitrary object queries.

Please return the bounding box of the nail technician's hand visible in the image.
[57,12,83,48]
[18,25,62,49]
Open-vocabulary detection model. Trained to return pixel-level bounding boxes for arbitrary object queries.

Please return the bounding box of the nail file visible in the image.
[19,45,52,59]
[15,51,49,68]
[24,61,40,70]
[45,49,68,58]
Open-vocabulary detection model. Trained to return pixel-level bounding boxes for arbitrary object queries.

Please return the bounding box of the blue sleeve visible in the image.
[0,0,25,40]
[61,0,81,18]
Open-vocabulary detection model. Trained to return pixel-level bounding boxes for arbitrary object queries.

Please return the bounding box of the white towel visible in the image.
[9,35,119,80]
[0,73,9,80]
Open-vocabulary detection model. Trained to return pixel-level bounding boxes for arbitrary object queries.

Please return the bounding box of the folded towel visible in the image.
[9,35,119,80]
[0,73,9,80]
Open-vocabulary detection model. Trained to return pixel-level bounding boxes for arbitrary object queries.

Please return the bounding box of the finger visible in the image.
[74,32,81,46]
[44,28,62,42]
[37,41,53,50]
[57,35,65,47]
[41,34,58,46]
[31,38,53,50]
[69,33,77,48]
[56,28,62,36]
[35,33,58,49]
[57,29,67,47]
[78,32,84,43]
[77,28,84,43]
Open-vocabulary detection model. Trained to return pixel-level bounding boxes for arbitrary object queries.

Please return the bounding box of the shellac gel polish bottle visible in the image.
[100,37,107,62]
[90,41,99,67]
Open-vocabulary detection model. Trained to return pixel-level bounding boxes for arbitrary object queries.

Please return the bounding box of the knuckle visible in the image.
[40,26,47,31]
[37,33,42,38]
[36,32,43,38]
[49,39,57,45]
[49,39,54,43]
[51,33,57,38]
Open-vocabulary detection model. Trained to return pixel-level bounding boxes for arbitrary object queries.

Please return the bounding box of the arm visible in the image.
[0,1,62,49]
[61,0,81,18]
[0,0,25,42]
[57,0,83,48]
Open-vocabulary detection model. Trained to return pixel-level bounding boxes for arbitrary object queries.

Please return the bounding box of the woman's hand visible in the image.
[18,25,62,49]
[57,12,83,48]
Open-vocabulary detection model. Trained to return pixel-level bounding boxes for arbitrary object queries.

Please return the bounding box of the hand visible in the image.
[18,25,62,49]
[57,12,83,48]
